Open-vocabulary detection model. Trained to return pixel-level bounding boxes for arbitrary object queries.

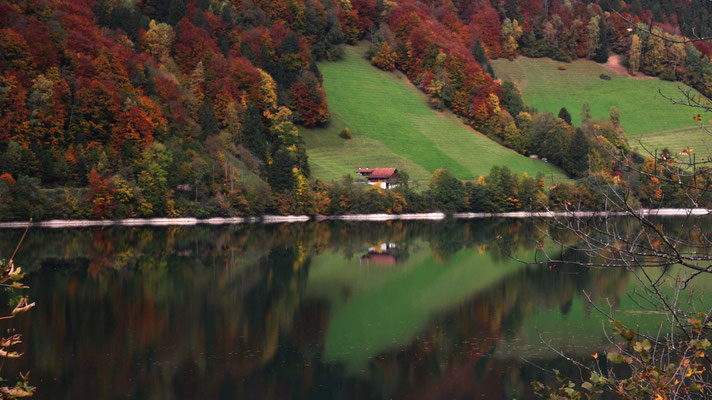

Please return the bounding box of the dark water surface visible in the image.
[0,220,698,399]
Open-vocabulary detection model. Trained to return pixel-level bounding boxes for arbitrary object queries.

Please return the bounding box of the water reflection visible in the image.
[0,220,696,399]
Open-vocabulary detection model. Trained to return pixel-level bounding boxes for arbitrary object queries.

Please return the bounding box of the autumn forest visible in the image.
[1,0,712,220]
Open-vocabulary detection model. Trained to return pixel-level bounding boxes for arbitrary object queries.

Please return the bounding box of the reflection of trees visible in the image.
[3,226,319,398]
[330,257,632,400]
[0,220,647,399]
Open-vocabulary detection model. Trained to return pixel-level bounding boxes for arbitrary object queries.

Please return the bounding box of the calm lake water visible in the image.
[0,219,706,399]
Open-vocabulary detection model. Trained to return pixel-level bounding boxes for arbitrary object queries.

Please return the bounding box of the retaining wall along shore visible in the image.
[0,209,708,229]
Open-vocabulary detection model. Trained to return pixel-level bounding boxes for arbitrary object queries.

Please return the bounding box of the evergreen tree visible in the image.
[464,182,496,212]
[168,0,186,24]
[564,128,590,177]
[268,147,296,193]
[542,126,567,166]
[558,107,572,124]
[486,63,496,78]
[1,141,39,179]
[429,169,465,213]
[581,101,592,124]
[198,100,219,139]
[280,33,301,55]
[242,104,267,161]
[473,39,496,77]
[593,16,609,63]
[472,39,488,65]
[501,81,524,117]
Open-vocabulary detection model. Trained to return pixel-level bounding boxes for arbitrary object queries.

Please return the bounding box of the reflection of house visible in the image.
[359,243,398,265]
[357,168,399,189]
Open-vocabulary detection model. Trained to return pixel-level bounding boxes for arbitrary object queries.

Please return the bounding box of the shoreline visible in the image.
[0,209,708,229]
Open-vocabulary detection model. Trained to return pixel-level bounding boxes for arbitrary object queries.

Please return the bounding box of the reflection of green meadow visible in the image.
[308,240,712,372]
[306,241,545,371]
[495,266,712,360]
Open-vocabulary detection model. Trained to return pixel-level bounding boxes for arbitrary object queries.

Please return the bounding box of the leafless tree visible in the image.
[531,16,712,399]
[0,223,35,399]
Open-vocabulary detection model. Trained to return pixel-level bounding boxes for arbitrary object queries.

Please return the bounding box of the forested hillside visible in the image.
[1,0,711,220]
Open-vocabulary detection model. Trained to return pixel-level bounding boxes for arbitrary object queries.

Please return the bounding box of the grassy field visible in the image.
[300,44,567,186]
[491,56,709,154]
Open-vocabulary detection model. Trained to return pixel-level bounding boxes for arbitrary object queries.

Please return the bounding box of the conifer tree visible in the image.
[472,39,488,65]
[168,0,186,24]
[268,147,296,193]
[198,100,219,139]
[558,107,572,124]
[429,169,465,213]
[242,104,267,161]
[564,128,590,177]
[593,16,609,63]
[486,63,496,78]
[501,81,524,117]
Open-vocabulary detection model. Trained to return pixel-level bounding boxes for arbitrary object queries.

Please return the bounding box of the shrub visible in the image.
[557,64,566,71]
[599,73,611,80]
[660,68,676,81]
[339,128,352,139]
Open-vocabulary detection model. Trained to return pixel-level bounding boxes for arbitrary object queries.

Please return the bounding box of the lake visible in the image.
[0,219,706,399]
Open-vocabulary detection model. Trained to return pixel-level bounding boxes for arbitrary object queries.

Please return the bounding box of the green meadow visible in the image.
[300,44,567,186]
[491,56,709,154]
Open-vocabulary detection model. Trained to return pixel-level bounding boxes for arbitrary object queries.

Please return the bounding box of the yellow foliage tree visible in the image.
[144,20,175,59]
[629,34,641,75]
[372,41,397,71]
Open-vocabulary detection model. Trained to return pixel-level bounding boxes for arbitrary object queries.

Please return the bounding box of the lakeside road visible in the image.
[0,209,709,229]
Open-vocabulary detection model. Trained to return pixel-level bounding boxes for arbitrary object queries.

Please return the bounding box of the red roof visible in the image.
[367,168,397,179]
[361,254,397,265]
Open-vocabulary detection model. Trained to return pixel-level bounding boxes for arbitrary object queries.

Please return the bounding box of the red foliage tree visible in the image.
[469,2,502,57]
[290,72,329,127]
[111,105,156,156]
[173,18,220,73]
[0,75,29,144]
[0,173,16,190]
[87,168,115,219]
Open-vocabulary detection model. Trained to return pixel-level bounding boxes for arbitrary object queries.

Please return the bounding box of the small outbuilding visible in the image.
[357,168,399,189]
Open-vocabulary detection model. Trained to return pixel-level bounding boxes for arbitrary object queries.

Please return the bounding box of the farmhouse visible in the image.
[357,168,399,189]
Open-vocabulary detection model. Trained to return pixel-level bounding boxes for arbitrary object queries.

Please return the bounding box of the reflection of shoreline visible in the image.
[0,208,708,229]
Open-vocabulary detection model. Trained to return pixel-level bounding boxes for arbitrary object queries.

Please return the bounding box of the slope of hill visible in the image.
[491,57,707,154]
[300,44,567,186]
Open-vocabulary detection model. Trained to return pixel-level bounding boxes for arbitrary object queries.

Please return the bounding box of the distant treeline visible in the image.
[2,147,711,220]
